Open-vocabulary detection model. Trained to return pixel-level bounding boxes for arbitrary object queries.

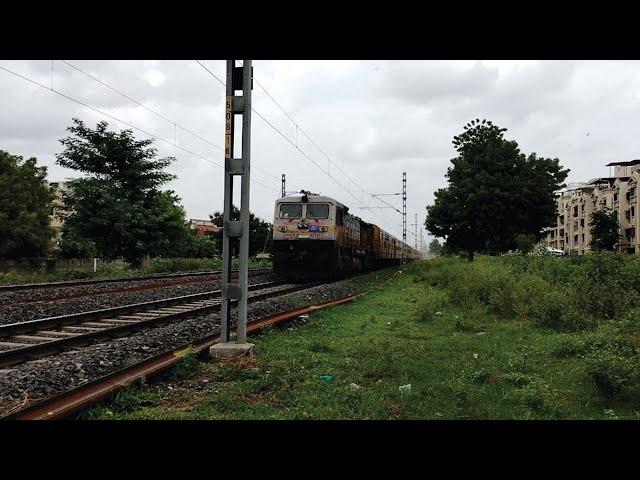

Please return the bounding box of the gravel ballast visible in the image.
[0,268,395,416]
[0,273,277,325]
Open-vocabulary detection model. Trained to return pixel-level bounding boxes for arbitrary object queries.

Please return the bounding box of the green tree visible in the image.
[210,207,273,257]
[56,119,195,266]
[515,233,536,254]
[0,150,54,259]
[589,209,620,252]
[428,239,443,255]
[184,230,218,258]
[425,119,569,261]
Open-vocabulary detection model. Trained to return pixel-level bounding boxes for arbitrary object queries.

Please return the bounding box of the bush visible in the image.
[415,288,446,323]
[506,375,564,418]
[584,348,640,399]
[415,253,640,331]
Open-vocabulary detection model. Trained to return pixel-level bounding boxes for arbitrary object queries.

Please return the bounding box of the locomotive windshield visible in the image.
[306,203,330,219]
[279,203,302,218]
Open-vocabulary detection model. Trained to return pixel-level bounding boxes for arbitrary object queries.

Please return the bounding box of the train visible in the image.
[272,191,422,280]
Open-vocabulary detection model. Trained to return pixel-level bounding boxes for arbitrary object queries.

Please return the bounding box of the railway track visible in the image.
[3,270,399,420]
[0,267,272,293]
[0,280,312,368]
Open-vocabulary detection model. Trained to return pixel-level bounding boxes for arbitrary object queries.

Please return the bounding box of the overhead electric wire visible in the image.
[253,75,403,217]
[60,60,281,188]
[61,60,224,153]
[195,60,406,237]
[251,68,405,235]
[0,64,279,195]
[196,60,308,192]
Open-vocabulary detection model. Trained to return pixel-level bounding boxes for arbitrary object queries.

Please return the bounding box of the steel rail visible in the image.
[0,267,272,292]
[8,294,358,420]
[4,271,399,420]
[0,282,311,368]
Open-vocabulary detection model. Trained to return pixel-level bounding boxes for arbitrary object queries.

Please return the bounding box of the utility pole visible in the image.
[281,173,286,197]
[211,59,254,359]
[401,172,407,270]
[414,213,418,250]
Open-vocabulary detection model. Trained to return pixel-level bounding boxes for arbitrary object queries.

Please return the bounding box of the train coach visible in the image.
[272,191,421,280]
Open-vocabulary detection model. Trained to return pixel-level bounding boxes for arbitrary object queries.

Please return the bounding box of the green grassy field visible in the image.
[82,255,640,420]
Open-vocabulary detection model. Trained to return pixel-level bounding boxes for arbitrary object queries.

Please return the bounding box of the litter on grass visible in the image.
[399,384,412,393]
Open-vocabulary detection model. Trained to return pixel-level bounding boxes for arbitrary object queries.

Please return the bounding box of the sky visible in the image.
[1,60,639,246]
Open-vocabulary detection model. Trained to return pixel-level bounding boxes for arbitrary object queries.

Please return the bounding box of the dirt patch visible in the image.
[211,355,260,370]
[385,399,405,419]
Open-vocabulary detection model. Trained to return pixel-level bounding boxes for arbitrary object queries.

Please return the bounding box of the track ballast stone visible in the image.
[0,268,393,416]
[0,273,277,325]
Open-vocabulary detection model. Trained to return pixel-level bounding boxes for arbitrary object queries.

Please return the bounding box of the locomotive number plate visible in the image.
[225,96,232,159]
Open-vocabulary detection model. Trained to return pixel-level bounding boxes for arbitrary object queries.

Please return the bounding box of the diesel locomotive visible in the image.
[272,191,421,279]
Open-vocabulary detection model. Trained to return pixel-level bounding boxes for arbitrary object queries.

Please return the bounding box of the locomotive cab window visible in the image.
[306,203,330,219]
[279,203,302,218]
[336,208,343,225]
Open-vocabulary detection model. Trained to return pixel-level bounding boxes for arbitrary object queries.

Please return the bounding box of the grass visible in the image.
[81,256,640,420]
[0,257,272,285]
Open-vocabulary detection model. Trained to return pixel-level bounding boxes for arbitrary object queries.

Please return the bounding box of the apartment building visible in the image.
[48,181,71,240]
[545,160,640,255]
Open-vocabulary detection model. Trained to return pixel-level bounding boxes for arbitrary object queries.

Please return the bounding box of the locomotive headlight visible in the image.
[320,226,328,232]
[278,226,287,233]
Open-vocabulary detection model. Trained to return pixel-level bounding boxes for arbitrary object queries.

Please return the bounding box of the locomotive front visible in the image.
[272,192,340,280]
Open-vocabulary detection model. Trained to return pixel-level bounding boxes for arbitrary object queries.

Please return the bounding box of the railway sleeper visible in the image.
[62,326,103,333]
[39,330,81,337]
[0,341,28,349]
[11,335,58,343]
[82,322,119,328]
[102,319,141,324]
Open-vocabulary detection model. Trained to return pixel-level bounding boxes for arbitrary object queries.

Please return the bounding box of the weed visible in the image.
[506,376,564,418]
[308,341,332,353]
[584,348,640,399]
[471,369,492,384]
[415,288,447,323]
[169,350,200,382]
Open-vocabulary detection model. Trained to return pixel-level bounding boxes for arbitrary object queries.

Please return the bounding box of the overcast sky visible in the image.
[1,60,639,244]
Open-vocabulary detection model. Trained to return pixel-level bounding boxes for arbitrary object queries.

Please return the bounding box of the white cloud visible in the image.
[1,59,639,244]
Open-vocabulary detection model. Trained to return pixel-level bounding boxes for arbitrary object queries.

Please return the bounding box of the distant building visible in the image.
[545,160,640,254]
[48,181,71,247]
[189,219,222,236]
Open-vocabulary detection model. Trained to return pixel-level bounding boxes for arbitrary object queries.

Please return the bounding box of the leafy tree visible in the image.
[589,209,620,252]
[210,206,273,257]
[56,119,196,266]
[515,233,536,254]
[0,150,54,259]
[428,239,443,255]
[184,230,217,258]
[425,119,569,261]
